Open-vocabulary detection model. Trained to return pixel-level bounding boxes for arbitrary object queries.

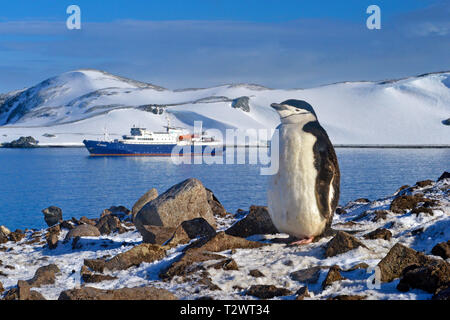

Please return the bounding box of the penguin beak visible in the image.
[270,103,286,111]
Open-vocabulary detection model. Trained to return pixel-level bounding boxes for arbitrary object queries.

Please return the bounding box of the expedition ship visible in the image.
[83,122,224,156]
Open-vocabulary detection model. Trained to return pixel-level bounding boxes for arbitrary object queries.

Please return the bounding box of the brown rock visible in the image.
[166,218,216,247]
[60,220,74,230]
[377,243,432,282]
[104,243,166,271]
[185,231,266,252]
[79,216,97,226]
[65,224,100,240]
[411,206,434,216]
[161,232,264,279]
[139,225,176,245]
[205,188,228,217]
[82,273,117,283]
[58,286,177,300]
[3,281,46,300]
[96,214,122,235]
[132,188,158,220]
[345,263,369,272]
[397,260,450,294]
[390,194,427,214]
[102,206,131,220]
[295,286,310,300]
[329,295,366,300]
[46,232,59,250]
[45,225,60,250]
[432,286,450,300]
[83,259,106,273]
[160,250,225,279]
[290,266,322,284]
[415,180,434,188]
[246,285,292,299]
[431,241,450,260]
[372,210,389,222]
[0,281,3,294]
[27,264,60,287]
[322,265,346,289]
[325,231,367,257]
[210,258,238,271]
[8,231,25,243]
[134,178,216,230]
[364,228,392,241]
[225,205,278,238]
[249,269,265,278]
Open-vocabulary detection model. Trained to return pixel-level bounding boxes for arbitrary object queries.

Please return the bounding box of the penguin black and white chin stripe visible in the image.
[267,99,340,244]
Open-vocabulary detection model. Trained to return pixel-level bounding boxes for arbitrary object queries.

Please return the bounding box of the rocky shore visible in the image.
[0,173,449,300]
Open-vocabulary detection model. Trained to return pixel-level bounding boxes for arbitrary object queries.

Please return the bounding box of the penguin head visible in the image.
[271,100,317,123]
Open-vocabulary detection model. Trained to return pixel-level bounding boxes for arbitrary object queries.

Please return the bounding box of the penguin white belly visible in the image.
[268,124,327,238]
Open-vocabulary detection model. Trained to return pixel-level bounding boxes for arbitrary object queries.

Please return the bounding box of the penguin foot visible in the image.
[289,237,314,245]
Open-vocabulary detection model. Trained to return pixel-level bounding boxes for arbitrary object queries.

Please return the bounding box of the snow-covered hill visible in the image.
[0,69,449,146]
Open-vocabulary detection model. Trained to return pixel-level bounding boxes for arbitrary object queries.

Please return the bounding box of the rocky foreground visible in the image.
[0,173,449,300]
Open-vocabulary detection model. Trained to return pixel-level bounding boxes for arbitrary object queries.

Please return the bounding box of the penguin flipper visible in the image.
[302,121,341,223]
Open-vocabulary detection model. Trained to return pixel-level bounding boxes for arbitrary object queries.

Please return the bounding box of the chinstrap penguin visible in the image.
[267,99,340,244]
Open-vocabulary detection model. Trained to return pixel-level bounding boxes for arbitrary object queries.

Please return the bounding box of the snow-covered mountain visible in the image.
[0,69,449,146]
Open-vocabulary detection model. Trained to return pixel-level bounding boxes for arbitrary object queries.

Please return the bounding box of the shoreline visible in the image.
[1,144,450,149]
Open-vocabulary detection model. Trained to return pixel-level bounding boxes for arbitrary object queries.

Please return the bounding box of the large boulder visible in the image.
[131,188,158,219]
[134,178,216,233]
[58,286,177,300]
[42,206,63,227]
[65,224,100,240]
[225,205,278,238]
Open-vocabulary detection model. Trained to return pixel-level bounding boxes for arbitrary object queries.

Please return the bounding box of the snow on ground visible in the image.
[0,69,449,146]
[0,176,448,300]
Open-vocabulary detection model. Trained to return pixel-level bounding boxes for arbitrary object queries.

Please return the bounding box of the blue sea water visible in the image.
[0,147,448,230]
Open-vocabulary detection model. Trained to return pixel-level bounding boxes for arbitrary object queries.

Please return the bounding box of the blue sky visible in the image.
[0,0,449,91]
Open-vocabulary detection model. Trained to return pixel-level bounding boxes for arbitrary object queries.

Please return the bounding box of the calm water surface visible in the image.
[0,148,448,229]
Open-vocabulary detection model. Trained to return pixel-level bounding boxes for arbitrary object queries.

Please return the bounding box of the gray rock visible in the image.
[290,266,322,284]
[231,96,250,112]
[134,178,216,234]
[42,206,63,227]
[65,224,100,240]
[2,136,38,148]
